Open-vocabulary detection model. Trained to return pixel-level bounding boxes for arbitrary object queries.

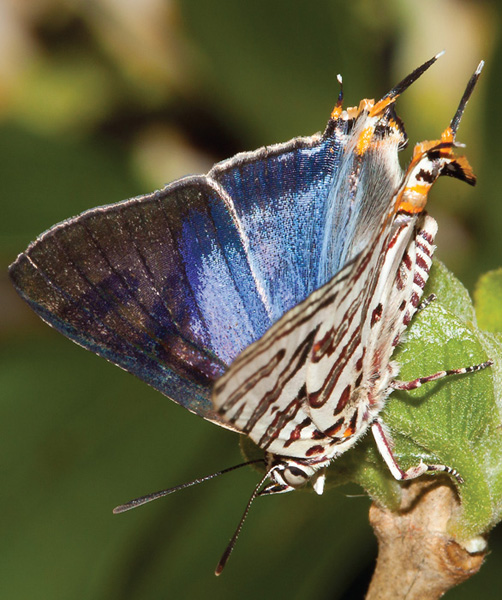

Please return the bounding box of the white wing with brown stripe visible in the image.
[304,214,437,443]
[212,251,355,458]
[212,211,435,460]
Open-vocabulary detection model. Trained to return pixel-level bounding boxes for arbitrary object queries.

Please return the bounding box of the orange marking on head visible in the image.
[331,105,343,120]
[346,106,360,119]
[369,95,394,117]
[358,98,374,112]
[356,126,374,155]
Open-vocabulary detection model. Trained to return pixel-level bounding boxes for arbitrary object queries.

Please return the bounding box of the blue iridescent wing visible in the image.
[210,105,408,321]
[0,122,341,422]
[9,109,404,427]
[209,129,347,321]
[10,178,233,426]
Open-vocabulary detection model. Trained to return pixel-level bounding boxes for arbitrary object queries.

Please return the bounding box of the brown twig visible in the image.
[366,479,486,599]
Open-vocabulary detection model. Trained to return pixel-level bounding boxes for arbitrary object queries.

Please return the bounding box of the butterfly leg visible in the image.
[371,419,463,483]
[391,360,493,391]
[416,293,436,312]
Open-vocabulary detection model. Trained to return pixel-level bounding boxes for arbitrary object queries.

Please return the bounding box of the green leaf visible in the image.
[474,268,502,333]
[363,262,502,539]
[422,259,477,325]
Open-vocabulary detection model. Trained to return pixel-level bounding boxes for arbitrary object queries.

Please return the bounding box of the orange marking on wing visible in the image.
[409,183,430,196]
[343,426,355,438]
[441,126,454,144]
[397,199,427,214]
[455,155,476,181]
[396,178,431,213]
[394,123,477,214]
[412,139,440,159]
[312,340,323,354]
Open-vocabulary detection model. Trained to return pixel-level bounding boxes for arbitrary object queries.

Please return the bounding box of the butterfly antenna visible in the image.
[215,468,273,576]
[383,51,445,101]
[450,60,484,138]
[113,459,265,514]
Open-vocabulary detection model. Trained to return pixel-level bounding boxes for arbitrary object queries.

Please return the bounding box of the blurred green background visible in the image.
[1,1,501,598]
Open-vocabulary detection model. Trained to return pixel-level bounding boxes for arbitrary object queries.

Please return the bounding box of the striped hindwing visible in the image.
[212,252,359,457]
[305,214,437,446]
[212,211,437,460]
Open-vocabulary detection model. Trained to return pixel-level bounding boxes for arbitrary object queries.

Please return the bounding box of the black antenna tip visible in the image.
[383,51,444,100]
[112,502,135,514]
[450,60,484,137]
[215,549,231,576]
[214,468,272,575]
[112,459,265,516]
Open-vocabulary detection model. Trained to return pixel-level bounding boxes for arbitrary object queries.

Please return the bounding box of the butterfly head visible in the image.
[329,89,408,158]
[259,455,327,495]
[329,53,446,155]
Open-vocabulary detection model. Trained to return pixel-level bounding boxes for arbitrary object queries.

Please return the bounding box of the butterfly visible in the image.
[9,54,489,573]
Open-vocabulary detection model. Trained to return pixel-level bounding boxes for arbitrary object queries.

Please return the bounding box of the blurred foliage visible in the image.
[474,269,502,333]
[1,0,502,598]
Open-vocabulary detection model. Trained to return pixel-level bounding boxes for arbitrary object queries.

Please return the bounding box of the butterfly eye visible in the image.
[282,465,311,488]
